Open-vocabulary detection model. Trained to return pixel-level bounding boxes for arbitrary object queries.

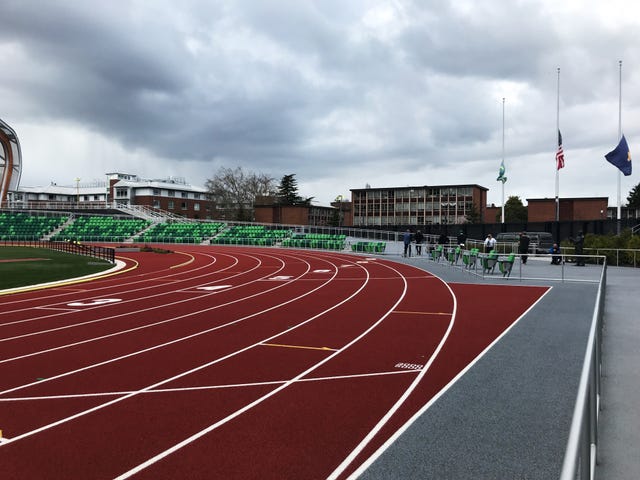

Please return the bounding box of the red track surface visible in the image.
[0,246,548,479]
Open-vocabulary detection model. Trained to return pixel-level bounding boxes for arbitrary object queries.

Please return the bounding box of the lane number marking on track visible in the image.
[197,285,233,291]
[67,298,122,307]
[267,275,294,281]
[394,362,424,370]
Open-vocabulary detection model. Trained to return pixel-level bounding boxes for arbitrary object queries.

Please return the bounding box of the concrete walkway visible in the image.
[353,255,638,479]
[595,266,640,479]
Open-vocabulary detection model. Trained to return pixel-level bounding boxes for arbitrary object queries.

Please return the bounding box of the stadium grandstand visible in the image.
[0,118,22,208]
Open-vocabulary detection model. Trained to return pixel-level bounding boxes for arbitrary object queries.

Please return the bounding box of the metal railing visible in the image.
[559,259,606,480]
[1,239,116,264]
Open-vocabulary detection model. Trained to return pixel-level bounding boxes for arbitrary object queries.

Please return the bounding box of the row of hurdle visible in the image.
[429,245,516,278]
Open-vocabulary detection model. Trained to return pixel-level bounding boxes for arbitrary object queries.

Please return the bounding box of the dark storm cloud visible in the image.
[1,0,639,205]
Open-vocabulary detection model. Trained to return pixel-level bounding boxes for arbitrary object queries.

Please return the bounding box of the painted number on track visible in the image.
[198,285,232,291]
[67,298,122,307]
[394,362,424,370]
[268,276,293,281]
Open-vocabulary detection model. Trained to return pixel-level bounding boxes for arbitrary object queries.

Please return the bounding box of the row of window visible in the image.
[152,200,201,211]
[353,187,474,200]
[355,202,472,212]
[151,189,202,199]
[16,194,106,202]
[116,188,203,199]
[353,215,465,226]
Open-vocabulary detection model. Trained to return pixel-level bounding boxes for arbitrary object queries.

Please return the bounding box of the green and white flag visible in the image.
[497,160,507,183]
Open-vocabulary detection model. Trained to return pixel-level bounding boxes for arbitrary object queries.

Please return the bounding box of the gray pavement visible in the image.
[595,266,640,479]
[352,253,638,480]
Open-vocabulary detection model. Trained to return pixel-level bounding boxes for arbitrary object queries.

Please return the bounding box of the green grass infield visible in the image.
[0,246,113,290]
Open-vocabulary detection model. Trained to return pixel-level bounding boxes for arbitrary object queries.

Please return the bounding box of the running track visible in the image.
[0,246,549,479]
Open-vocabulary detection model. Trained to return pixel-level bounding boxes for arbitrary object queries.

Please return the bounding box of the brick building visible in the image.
[527,197,608,222]
[253,196,339,226]
[351,184,488,227]
[107,173,210,219]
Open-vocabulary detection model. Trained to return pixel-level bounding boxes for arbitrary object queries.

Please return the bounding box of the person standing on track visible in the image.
[484,233,496,253]
[549,243,562,265]
[518,231,530,264]
[403,229,412,257]
[457,230,466,248]
[414,230,424,256]
[572,231,585,266]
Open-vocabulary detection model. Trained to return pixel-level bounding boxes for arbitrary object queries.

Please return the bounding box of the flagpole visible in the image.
[617,60,622,228]
[555,67,560,222]
[502,97,505,224]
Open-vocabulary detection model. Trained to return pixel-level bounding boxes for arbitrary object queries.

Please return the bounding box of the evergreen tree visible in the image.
[626,182,640,208]
[277,174,313,205]
[504,196,528,223]
[277,174,300,205]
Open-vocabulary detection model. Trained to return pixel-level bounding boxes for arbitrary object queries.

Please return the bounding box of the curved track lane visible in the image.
[0,246,548,479]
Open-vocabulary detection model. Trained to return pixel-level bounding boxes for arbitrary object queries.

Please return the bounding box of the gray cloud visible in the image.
[1,0,638,206]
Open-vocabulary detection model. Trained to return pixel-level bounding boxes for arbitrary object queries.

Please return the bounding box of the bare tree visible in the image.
[205,166,275,220]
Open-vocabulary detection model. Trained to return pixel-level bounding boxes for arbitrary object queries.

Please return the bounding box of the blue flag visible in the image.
[497,160,507,183]
[605,135,632,176]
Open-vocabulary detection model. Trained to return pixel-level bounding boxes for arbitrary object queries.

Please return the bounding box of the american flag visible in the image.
[556,129,565,170]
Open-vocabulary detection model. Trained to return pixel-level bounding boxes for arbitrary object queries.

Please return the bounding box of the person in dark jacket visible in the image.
[456,230,466,247]
[518,232,530,264]
[402,229,412,257]
[414,230,424,255]
[549,243,562,265]
[573,231,585,266]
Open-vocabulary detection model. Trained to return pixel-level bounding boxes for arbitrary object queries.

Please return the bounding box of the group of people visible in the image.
[483,230,584,265]
[402,229,467,257]
[402,229,585,265]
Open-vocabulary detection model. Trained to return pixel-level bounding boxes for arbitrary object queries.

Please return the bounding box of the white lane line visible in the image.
[327,266,458,480]
[113,259,394,479]
[0,251,343,368]
[0,370,418,402]
[0,252,222,312]
[0,252,248,330]
[344,285,554,480]
[0,253,285,346]
[0,254,362,449]
[0,255,314,386]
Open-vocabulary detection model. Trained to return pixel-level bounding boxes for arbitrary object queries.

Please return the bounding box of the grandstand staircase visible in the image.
[42,215,75,241]
[114,203,187,223]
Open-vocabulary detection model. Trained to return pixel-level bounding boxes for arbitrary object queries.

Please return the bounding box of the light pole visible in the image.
[75,177,80,204]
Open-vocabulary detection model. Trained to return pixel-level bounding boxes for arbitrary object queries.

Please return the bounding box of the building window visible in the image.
[194,203,200,211]
[153,200,160,208]
[168,201,174,210]
[153,188,161,195]
[181,201,187,210]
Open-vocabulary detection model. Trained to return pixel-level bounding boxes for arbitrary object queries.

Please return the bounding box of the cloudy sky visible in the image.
[1,0,638,207]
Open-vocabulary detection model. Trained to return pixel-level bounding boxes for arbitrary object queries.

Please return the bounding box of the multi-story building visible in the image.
[6,173,212,219]
[107,173,210,219]
[253,196,340,226]
[351,184,488,227]
[9,182,108,207]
